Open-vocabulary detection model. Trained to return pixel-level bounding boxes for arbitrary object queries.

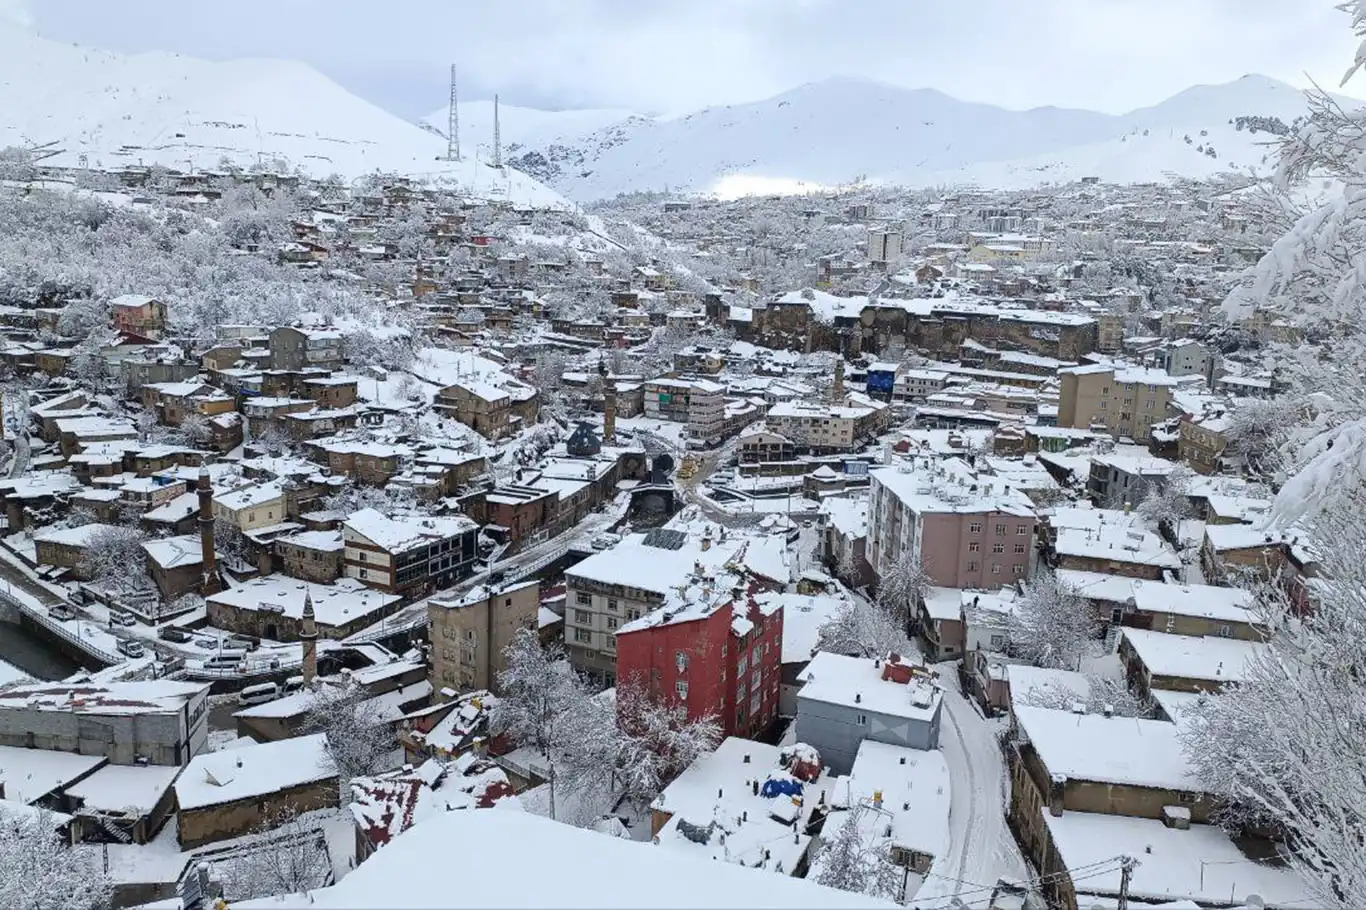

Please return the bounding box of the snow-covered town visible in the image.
[1,4,1365,910]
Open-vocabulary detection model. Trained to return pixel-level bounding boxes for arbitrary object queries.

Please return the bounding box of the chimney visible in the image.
[197,465,222,595]
[300,590,318,684]
[832,358,846,400]
[1049,774,1066,817]
[701,534,712,552]
[1123,500,1132,515]
[1103,704,1114,718]
[872,789,883,810]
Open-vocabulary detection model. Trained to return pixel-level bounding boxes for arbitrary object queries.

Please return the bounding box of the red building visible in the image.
[615,581,783,740]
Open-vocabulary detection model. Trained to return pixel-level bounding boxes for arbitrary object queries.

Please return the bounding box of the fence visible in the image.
[0,587,121,666]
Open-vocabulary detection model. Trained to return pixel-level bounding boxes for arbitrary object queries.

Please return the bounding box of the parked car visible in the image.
[195,638,217,649]
[158,627,193,643]
[238,682,280,706]
[49,605,77,621]
[226,634,260,651]
[116,639,144,658]
[109,610,136,627]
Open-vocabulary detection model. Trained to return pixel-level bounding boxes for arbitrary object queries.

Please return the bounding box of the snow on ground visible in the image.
[914,668,1028,909]
[0,656,29,685]
[0,22,568,206]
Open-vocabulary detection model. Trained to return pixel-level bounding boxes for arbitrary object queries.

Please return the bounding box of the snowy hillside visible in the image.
[420,101,638,160]
[0,22,568,208]
[496,74,1359,200]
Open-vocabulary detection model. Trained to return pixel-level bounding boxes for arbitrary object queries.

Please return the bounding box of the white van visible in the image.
[282,676,306,695]
[238,682,280,706]
[204,651,246,669]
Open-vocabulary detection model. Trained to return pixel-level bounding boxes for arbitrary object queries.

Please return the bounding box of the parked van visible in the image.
[282,676,306,695]
[116,639,145,658]
[109,610,136,627]
[238,682,279,706]
[203,651,246,669]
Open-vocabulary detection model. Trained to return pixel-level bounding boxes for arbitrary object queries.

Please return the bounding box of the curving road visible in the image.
[916,667,1028,907]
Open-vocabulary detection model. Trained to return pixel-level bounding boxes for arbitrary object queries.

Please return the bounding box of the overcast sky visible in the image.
[13,0,1362,119]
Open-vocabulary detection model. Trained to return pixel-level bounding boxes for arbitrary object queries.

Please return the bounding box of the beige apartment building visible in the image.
[765,395,889,454]
[428,580,540,695]
[1057,365,1175,444]
[642,378,726,445]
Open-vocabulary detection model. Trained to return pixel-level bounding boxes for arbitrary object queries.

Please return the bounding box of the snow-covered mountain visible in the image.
[420,100,638,159]
[486,74,1359,200]
[0,22,568,208]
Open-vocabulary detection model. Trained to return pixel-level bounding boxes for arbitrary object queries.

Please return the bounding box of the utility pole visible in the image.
[1117,855,1138,910]
[445,64,461,161]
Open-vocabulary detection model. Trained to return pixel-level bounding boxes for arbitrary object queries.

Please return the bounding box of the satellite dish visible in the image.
[652,453,675,475]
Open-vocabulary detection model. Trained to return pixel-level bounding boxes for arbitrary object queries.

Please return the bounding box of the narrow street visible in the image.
[916,668,1028,907]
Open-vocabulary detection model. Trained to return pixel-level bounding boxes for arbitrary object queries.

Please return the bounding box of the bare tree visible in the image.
[301,680,398,785]
[214,807,333,902]
[876,548,929,631]
[1224,398,1297,480]
[0,809,113,910]
[613,682,721,809]
[816,595,914,660]
[1137,463,1195,530]
[1182,498,1366,908]
[811,806,904,900]
[80,525,153,594]
[1018,676,1151,718]
[1006,569,1099,671]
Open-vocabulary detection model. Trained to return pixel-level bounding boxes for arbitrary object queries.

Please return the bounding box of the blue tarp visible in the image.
[760,777,803,799]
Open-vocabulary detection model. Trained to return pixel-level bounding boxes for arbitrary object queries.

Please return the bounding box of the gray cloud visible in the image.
[23,0,1362,119]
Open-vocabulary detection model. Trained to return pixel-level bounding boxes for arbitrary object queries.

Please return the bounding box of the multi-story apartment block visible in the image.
[615,580,783,740]
[563,527,754,687]
[642,378,726,446]
[269,326,345,371]
[342,508,480,599]
[867,456,1037,591]
[1057,365,1176,444]
[428,580,540,694]
[765,394,889,455]
[892,369,951,404]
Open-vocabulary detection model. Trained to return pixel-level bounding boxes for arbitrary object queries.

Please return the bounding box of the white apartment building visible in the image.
[892,369,951,404]
[642,378,726,445]
[765,394,888,454]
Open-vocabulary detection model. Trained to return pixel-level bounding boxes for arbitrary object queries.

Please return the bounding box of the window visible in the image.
[967,560,979,572]
[737,655,749,676]
[995,524,1006,536]
[628,609,641,621]
[359,568,368,579]
[1146,398,1156,410]
[358,551,367,562]
[1100,400,1108,410]
[676,651,690,673]
[1178,791,1199,804]
[675,681,689,700]
[989,634,1005,649]
[968,541,980,553]
[992,543,1004,554]
[573,628,591,643]
[607,617,617,630]
[991,564,1002,575]
[1014,543,1026,554]
[1216,624,1232,638]
[575,592,591,606]
[464,629,475,642]
[574,610,590,624]
[856,713,868,726]
[1012,564,1025,576]
[1017,525,1029,535]
[969,521,982,534]
[607,598,618,612]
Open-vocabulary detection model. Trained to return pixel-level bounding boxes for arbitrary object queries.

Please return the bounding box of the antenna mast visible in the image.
[445,64,461,161]
[492,93,503,169]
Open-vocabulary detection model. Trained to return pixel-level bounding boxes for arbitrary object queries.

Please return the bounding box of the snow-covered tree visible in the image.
[215,808,333,902]
[1182,496,1366,908]
[811,806,904,901]
[1019,675,1151,718]
[816,595,913,660]
[213,518,250,570]
[613,682,721,808]
[179,411,212,447]
[491,629,588,822]
[876,548,929,630]
[1137,463,1195,530]
[1006,569,1098,671]
[1,809,113,910]
[1223,397,1297,480]
[80,525,152,594]
[301,680,397,785]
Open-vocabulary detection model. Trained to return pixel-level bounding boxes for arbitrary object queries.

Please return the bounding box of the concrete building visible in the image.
[867,456,1037,591]
[428,580,540,694]
[342,508,480,598]
[765,394,889,455]
[0,681,210,767]
[1057,365,1177,444]
[793,652,943,775]
[642,378,726,446]
[268,326,344,371]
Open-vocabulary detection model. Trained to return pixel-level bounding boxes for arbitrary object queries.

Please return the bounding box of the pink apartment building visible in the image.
[868,458,1037,656]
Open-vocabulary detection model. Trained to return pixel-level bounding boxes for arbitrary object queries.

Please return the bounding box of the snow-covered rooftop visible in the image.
[175,733,335,810]
[208,576,399,627]
[0,744,107,804]
[1121,628,1267,686]
[1013,705,1200,791]
[0,680,206,715]
[232,802,891,909]
[797,652,942,723]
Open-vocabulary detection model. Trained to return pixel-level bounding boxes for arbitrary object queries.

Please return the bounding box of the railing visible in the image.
[0,588,121,666]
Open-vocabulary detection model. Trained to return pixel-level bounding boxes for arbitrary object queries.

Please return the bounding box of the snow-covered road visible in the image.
[914,667,1028,908]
